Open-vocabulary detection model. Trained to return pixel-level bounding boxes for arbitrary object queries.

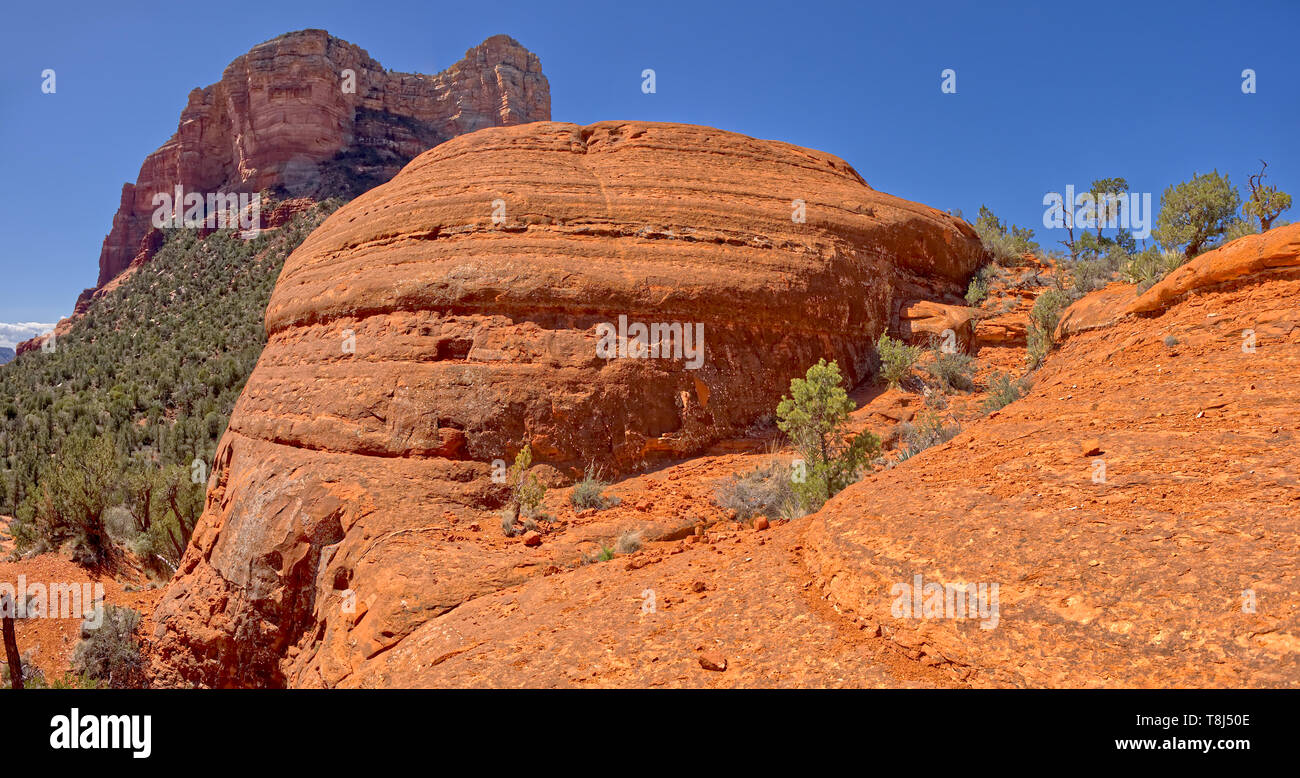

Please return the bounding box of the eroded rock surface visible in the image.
[149,120,983,687]
[1130,224,1300,314]
[808,267,1300,687]
[96,29,550,288]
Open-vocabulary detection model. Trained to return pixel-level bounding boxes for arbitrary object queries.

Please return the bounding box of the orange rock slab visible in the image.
[149,120,984,687]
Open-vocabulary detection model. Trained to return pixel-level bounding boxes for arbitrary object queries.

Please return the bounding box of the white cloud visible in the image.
[0,322,57,350]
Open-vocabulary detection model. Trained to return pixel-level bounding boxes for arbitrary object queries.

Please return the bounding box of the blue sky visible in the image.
[1,0,1296,322]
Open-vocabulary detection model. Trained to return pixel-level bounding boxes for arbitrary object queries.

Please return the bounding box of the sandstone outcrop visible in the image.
[1129,223,1300,314]
[305,245,1300,688]
[95,29,550,288]
[149,120,985,687]
[898,300,979,349]
[808,264,1300,687]
[1052,224,1300,344]
[1053,282,1134,340]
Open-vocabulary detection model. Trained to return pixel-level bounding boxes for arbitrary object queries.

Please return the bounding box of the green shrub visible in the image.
[40,673,104,689]
[15,433,119,564]
[875,333,919,389]
[120,462,203,577]
[1069,249,1126,295]
[582,542,618,564]
[71,605,144,688]
[925,341,977,392]
[965,275,989,306]
[973,205,1040,266]
[570,466,619,511]
[506,444,546,519]
[1027,289,1074,368]
[776,359,881,513]
[981,372,1025,413]
[1122,247,1187,292]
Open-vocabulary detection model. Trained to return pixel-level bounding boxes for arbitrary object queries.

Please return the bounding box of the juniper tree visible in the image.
[776,359,880,512]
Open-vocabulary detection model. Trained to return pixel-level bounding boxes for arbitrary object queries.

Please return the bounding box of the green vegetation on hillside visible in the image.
[0,201,342,569]
[776,359,880,513]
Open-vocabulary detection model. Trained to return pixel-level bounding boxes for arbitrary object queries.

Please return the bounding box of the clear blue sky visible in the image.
[1,0,1296,322]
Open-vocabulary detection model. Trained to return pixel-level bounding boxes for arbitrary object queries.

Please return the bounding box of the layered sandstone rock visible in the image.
[1129,223,1300,314]
[1053,224,1300,343]
[808,258,1300,687]
[149,120,984,687]
[96,29,549,287]
[898,300,979,350]
[1054,282,1134,340]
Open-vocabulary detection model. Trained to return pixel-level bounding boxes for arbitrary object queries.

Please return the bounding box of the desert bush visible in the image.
[500,507,519,537]
[1026,288,1074,368]
[898,411,961,458]
[506,444,546,519]
[923,386,950,410]
[570,465,619,511]
[102,505,137,545]
[121,463,203,576]
[776,359,881,513]
[614,530,643,555]
[965,274,989,306]
[14,433,119,564]
[713,460,800,520]
[973,205,1040,266]
[0,649,43,688]
[38,673,103,689]
[71,605,145,688]
[1122,246,1187,292]
[1070,259,1108,294]
[925,341,977,392]
[1069,245,1127,295]
[981,372,1025,413]
[875,333,919,389]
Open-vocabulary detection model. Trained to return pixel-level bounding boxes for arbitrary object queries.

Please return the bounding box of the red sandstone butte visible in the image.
[95,29,550,289]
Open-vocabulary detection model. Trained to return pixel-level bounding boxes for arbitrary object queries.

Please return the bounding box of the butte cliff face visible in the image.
[96,29,550,288]
[148,120,985,687]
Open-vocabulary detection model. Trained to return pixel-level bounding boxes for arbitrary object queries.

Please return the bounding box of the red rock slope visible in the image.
[807,224,1300,687]
[148,120,984,687]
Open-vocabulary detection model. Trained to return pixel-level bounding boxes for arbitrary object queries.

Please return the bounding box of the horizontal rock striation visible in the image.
[149,120,984,687]
[96,29,549,288]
